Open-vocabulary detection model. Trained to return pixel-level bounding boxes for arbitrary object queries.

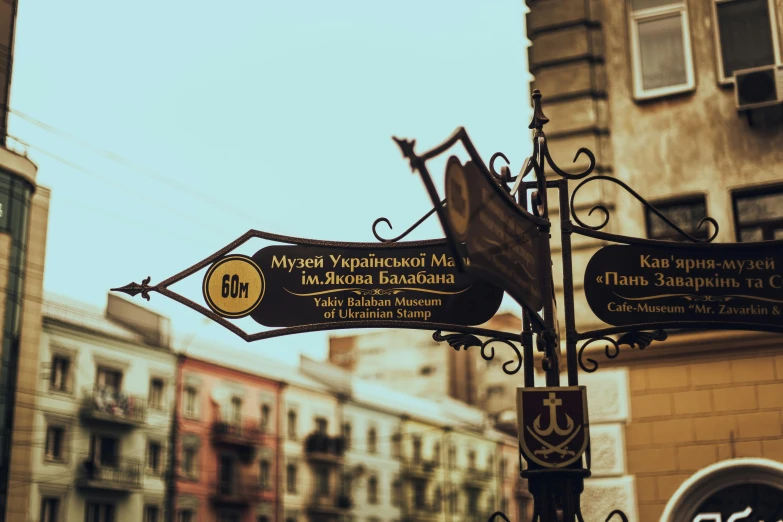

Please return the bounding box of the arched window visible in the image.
[287,410,297,439]
[368,427,377,454]
[367,476,378,504]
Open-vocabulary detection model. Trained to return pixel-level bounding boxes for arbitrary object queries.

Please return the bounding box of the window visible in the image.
[646,196,708,241]
[367,428,377,454]
[315,417,328,435]
[44,425,65,462]
[367,476,378,504]
[628,0,695,99]
[177,511,194,522]
[449,445,456,468]
[218,455,235,493]
[183,447,196,477]
[500,457,507,477]
[40,497,59,522]
[434,487,442,511]
[144,505,159,522]
[288,410,297,439]
[89,434,118,467]
[343,422,352,449]
[287,463,297,493]
[49,355,70,393]
[183,386,197,417]
[413,437,422,463]
[315,466,329,496]
[468,450,476,470]
[258,517,270,522]
[713,0,781,82]
[341,472,352,496]
[147,441,162,474]
[391,478,401,506]
[391,433,401,458]
[414,480,426,509]
[85,503,115,522]
[433,442,440,464]
[149,378,164,410]
[229,397,242,424]
[95,367,122,393]
[468,490,479,515]
[261,404,271,431]
[450,492,457,513]
[259,459,271,490]
[733,186,783,241]
[487,455,494,472]
[218,512,240,522]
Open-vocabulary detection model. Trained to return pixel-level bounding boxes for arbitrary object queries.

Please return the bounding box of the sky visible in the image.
[9,0,533,365]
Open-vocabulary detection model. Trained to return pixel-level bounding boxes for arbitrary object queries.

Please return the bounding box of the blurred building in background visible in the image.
[525,0,783,520]
[32,294,175,522]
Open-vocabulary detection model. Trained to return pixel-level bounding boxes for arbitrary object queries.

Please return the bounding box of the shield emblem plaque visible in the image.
[516,386,589,468]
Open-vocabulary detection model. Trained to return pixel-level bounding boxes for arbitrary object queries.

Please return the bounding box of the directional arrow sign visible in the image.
[444,156,545,313]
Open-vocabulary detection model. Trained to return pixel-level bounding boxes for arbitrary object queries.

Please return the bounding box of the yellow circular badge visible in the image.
[202,255,265,318]
[445,157,470,241]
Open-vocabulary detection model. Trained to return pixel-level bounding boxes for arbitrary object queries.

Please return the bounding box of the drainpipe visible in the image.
[167,354,184,522]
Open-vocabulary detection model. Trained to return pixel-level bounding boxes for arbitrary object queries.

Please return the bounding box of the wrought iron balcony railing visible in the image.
[211,421,265,449]
[306,492,352,514]
[463,469,494,489]
[76,458,142,491]
[304,433,346,464]
[402,458,439,478]
[209,480,264,506]
[79,387,146,427]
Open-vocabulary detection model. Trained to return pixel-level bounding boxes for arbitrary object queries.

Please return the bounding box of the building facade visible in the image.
[32,293,176,522]
[175,355,283,522]
[524,0,783,520]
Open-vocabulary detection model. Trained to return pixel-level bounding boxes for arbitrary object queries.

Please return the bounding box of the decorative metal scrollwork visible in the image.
[487,512,511,522]
[570,174,719,242]
[113,276,153,301]
[372,198,445,243]
[605,510,629,522]
[433,330,522,375]
[577,330,667,373]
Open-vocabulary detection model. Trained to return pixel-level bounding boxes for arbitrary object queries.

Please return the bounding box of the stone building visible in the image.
[523,0,783,520]
[32,293,176,522]
[174,354,284,522]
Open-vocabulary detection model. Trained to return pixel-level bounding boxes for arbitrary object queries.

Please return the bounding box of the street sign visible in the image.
[201,243,504,327]
[444,156,545,313]
[516,386,589,469]
[584,244,783,327]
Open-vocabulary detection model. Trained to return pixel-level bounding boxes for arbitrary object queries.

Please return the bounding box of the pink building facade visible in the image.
[175,355,284,522]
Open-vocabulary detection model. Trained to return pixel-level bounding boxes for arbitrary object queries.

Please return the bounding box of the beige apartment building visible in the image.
[524,0,783,520]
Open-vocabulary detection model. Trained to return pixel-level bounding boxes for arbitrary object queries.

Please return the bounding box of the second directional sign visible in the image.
[584,244,783,327]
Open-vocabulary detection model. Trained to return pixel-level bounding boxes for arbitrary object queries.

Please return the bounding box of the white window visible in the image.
[40,497,60,522]
[629,0,695,99]
[49,355,71,393]
[96,367,122,393]
[147,440,162,474]
[712,0,781,82]
[184,386,197,417]
[149,378,164,410]
[229,397,242,425]
[44,425,65,462]
[183,447,197,477]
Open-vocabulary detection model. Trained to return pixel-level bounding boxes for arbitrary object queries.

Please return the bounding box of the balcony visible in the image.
[462,469,493,489]
[402,458,439,479]
[76,458,142,492]
[209,480,263,507]
[304,433,345,465]
[306,493,352,515]
[79,387,146,428]
[211,421,264,450]
[405,504,441,522]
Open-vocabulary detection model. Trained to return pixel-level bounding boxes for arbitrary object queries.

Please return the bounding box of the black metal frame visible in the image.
[113,89,783,522]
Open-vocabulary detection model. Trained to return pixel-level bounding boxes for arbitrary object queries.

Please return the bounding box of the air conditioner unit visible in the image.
[734,65,783,111]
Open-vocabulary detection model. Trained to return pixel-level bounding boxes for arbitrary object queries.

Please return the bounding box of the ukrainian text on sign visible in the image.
[584,244,783,327]
[202,243,504,327]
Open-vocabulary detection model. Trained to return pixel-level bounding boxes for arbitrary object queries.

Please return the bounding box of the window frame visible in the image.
[146,439,163,475]
[731,183,783,241]
[286,462,297,493]
[628,0,696,100]
[49,353,72,394]
[644,194,709,241]
[711,0,782,85]
[183,386,198,419]
[148,377,165,411]
[44,424,67,464]
[40,495,62,522]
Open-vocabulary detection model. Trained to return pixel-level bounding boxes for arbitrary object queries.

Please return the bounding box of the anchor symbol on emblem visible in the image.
[526,392,581,459]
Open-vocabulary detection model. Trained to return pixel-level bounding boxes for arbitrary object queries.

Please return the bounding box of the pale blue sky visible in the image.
[10,0,533,364]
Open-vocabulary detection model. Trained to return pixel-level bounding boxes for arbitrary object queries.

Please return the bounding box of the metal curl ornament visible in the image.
[570,175,719,242]
[487,512,511,522]
[489,152,517,190]
[604,510,629,522]
[432,331,523,375]
[578,330,667,373]
[372,198,445,242]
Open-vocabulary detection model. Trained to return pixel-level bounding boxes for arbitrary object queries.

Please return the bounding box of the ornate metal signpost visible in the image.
[114,90,783,522]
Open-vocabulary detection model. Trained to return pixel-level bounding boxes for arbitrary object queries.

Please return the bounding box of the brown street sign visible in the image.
[444,156,545,313]
[201,243,504,327]
[584,244,783,327]
[516,386,589,469]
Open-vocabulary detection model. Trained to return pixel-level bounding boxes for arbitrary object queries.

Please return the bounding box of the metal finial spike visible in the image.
[392,136,418,172]
[111,276,154,301]
[528,89,549,130]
